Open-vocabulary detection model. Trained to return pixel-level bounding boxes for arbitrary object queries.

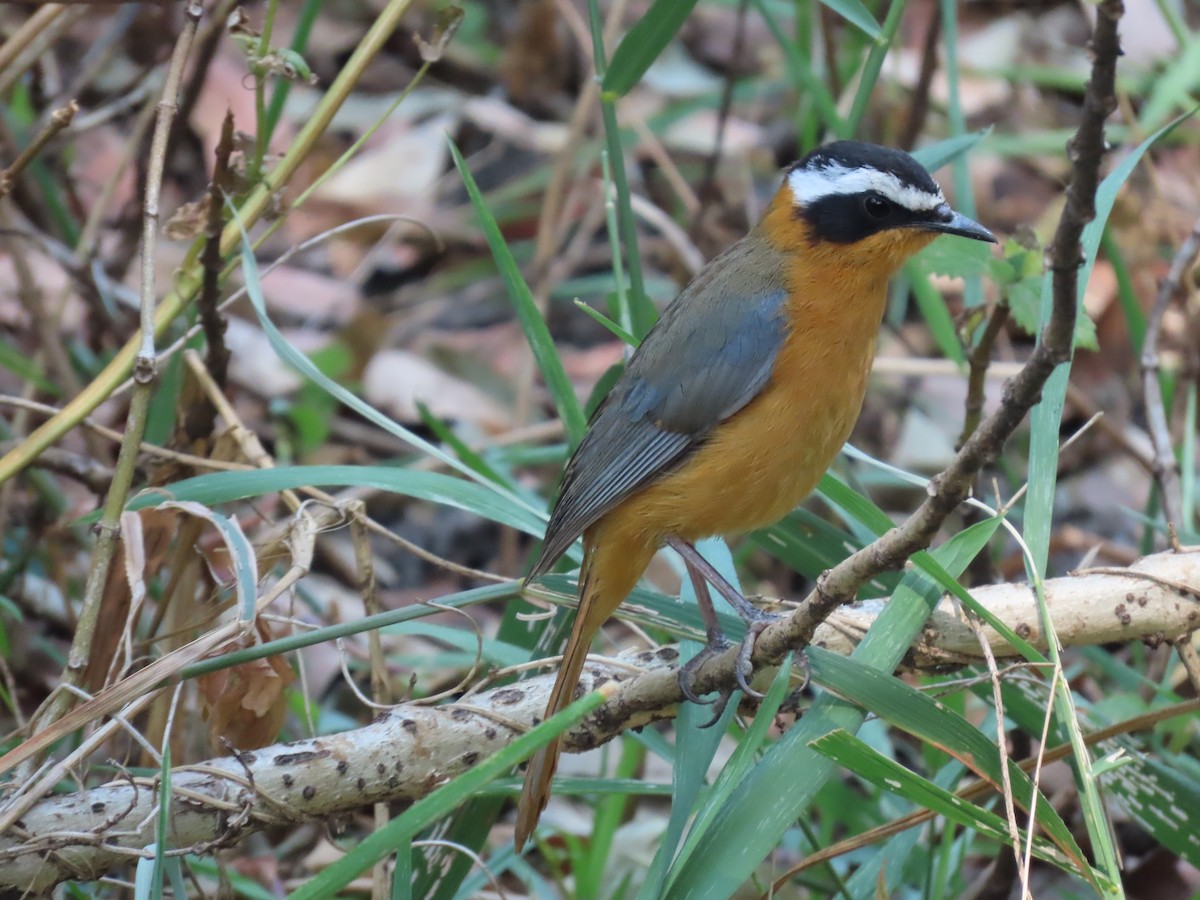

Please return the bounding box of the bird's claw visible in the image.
[732,611,778,699]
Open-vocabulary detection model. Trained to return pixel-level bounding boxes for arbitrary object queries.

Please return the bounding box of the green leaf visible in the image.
[1006,275,1043,336]
[911,235,994,280]
[1007,275,1097,350]
[601,0,701,97]
[447,139,587,444]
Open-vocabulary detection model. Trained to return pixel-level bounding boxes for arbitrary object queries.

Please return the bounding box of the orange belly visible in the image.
[600,324,878,547]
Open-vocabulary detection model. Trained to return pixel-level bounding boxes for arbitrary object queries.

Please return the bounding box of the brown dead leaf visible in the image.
[164,195,211,241]
[200,620,296,751]
[84,509,179,693]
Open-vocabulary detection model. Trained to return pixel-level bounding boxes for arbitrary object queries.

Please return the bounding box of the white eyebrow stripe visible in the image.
[787,163,945,212]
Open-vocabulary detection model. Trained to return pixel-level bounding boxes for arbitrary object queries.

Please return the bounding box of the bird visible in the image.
[514,140,996,849]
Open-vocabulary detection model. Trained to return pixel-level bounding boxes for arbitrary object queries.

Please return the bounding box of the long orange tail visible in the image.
[514,532,649,850]
[513,591,595,849]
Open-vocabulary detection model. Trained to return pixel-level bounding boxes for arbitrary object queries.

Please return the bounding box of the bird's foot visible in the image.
[731,607,782,699]
[676,607,783,728]
[677,630,730,706]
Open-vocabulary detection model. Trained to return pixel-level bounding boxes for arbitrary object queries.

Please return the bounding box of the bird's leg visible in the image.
[675,559,730,707]
[666,536,780,700]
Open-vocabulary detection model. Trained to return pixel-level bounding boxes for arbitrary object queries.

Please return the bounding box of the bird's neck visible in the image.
[753,189,895,334]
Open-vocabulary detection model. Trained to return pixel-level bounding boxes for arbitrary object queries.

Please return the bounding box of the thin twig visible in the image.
[0,0,420,489]
[1174,636,1200,696]
[0,444,113,494]
[0,6,87,100]
[0,395,254,473]
[958,303,1011,449]
[199,110,235,391]
[0,100,77,199]
[1140,210,1200,550]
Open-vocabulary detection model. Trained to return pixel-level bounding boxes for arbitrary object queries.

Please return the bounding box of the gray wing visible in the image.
[530,240,790,576]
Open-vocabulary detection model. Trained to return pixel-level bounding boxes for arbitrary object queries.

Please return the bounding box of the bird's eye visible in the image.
[863,194,892,218]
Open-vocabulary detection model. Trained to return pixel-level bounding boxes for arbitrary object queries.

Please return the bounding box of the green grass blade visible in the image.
[843,0,907,137]
[573,299,638,347]
[811,729,1113,887]
[156,502,257,622]
[665,653,794,883]
[1138,33,1200,130]
[230,211,542,518]
[1025,117,1184,574]
[807,651,1097,886]
[589,0,656,338]
[602,0,701,97]
[817,475,1036,659]
[415,401,513,489]
[448,139,587,444]
[180,581,519,682]
[843,758,966,896]
[752,0,841,137]
[818,0,880,38]
[910,129,990,172]
[640,539,745,899]
[128,465,547,539]
[906,259,966,365]
[1021,120,1185,893]
[1102,227,1147,359]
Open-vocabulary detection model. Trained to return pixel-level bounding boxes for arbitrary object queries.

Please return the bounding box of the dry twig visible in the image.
[27,0,205,750]
[1140,210,1200,549]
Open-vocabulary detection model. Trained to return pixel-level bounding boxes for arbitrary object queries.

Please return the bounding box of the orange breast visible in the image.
[600,261,893,547]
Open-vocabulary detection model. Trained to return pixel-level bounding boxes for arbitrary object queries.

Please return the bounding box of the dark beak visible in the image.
[922,204,996,243]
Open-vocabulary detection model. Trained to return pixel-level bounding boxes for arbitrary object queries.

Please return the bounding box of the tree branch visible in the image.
[1,549,1196,891]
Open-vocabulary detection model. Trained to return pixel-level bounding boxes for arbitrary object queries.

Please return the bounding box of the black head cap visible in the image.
[785,141,994,245]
